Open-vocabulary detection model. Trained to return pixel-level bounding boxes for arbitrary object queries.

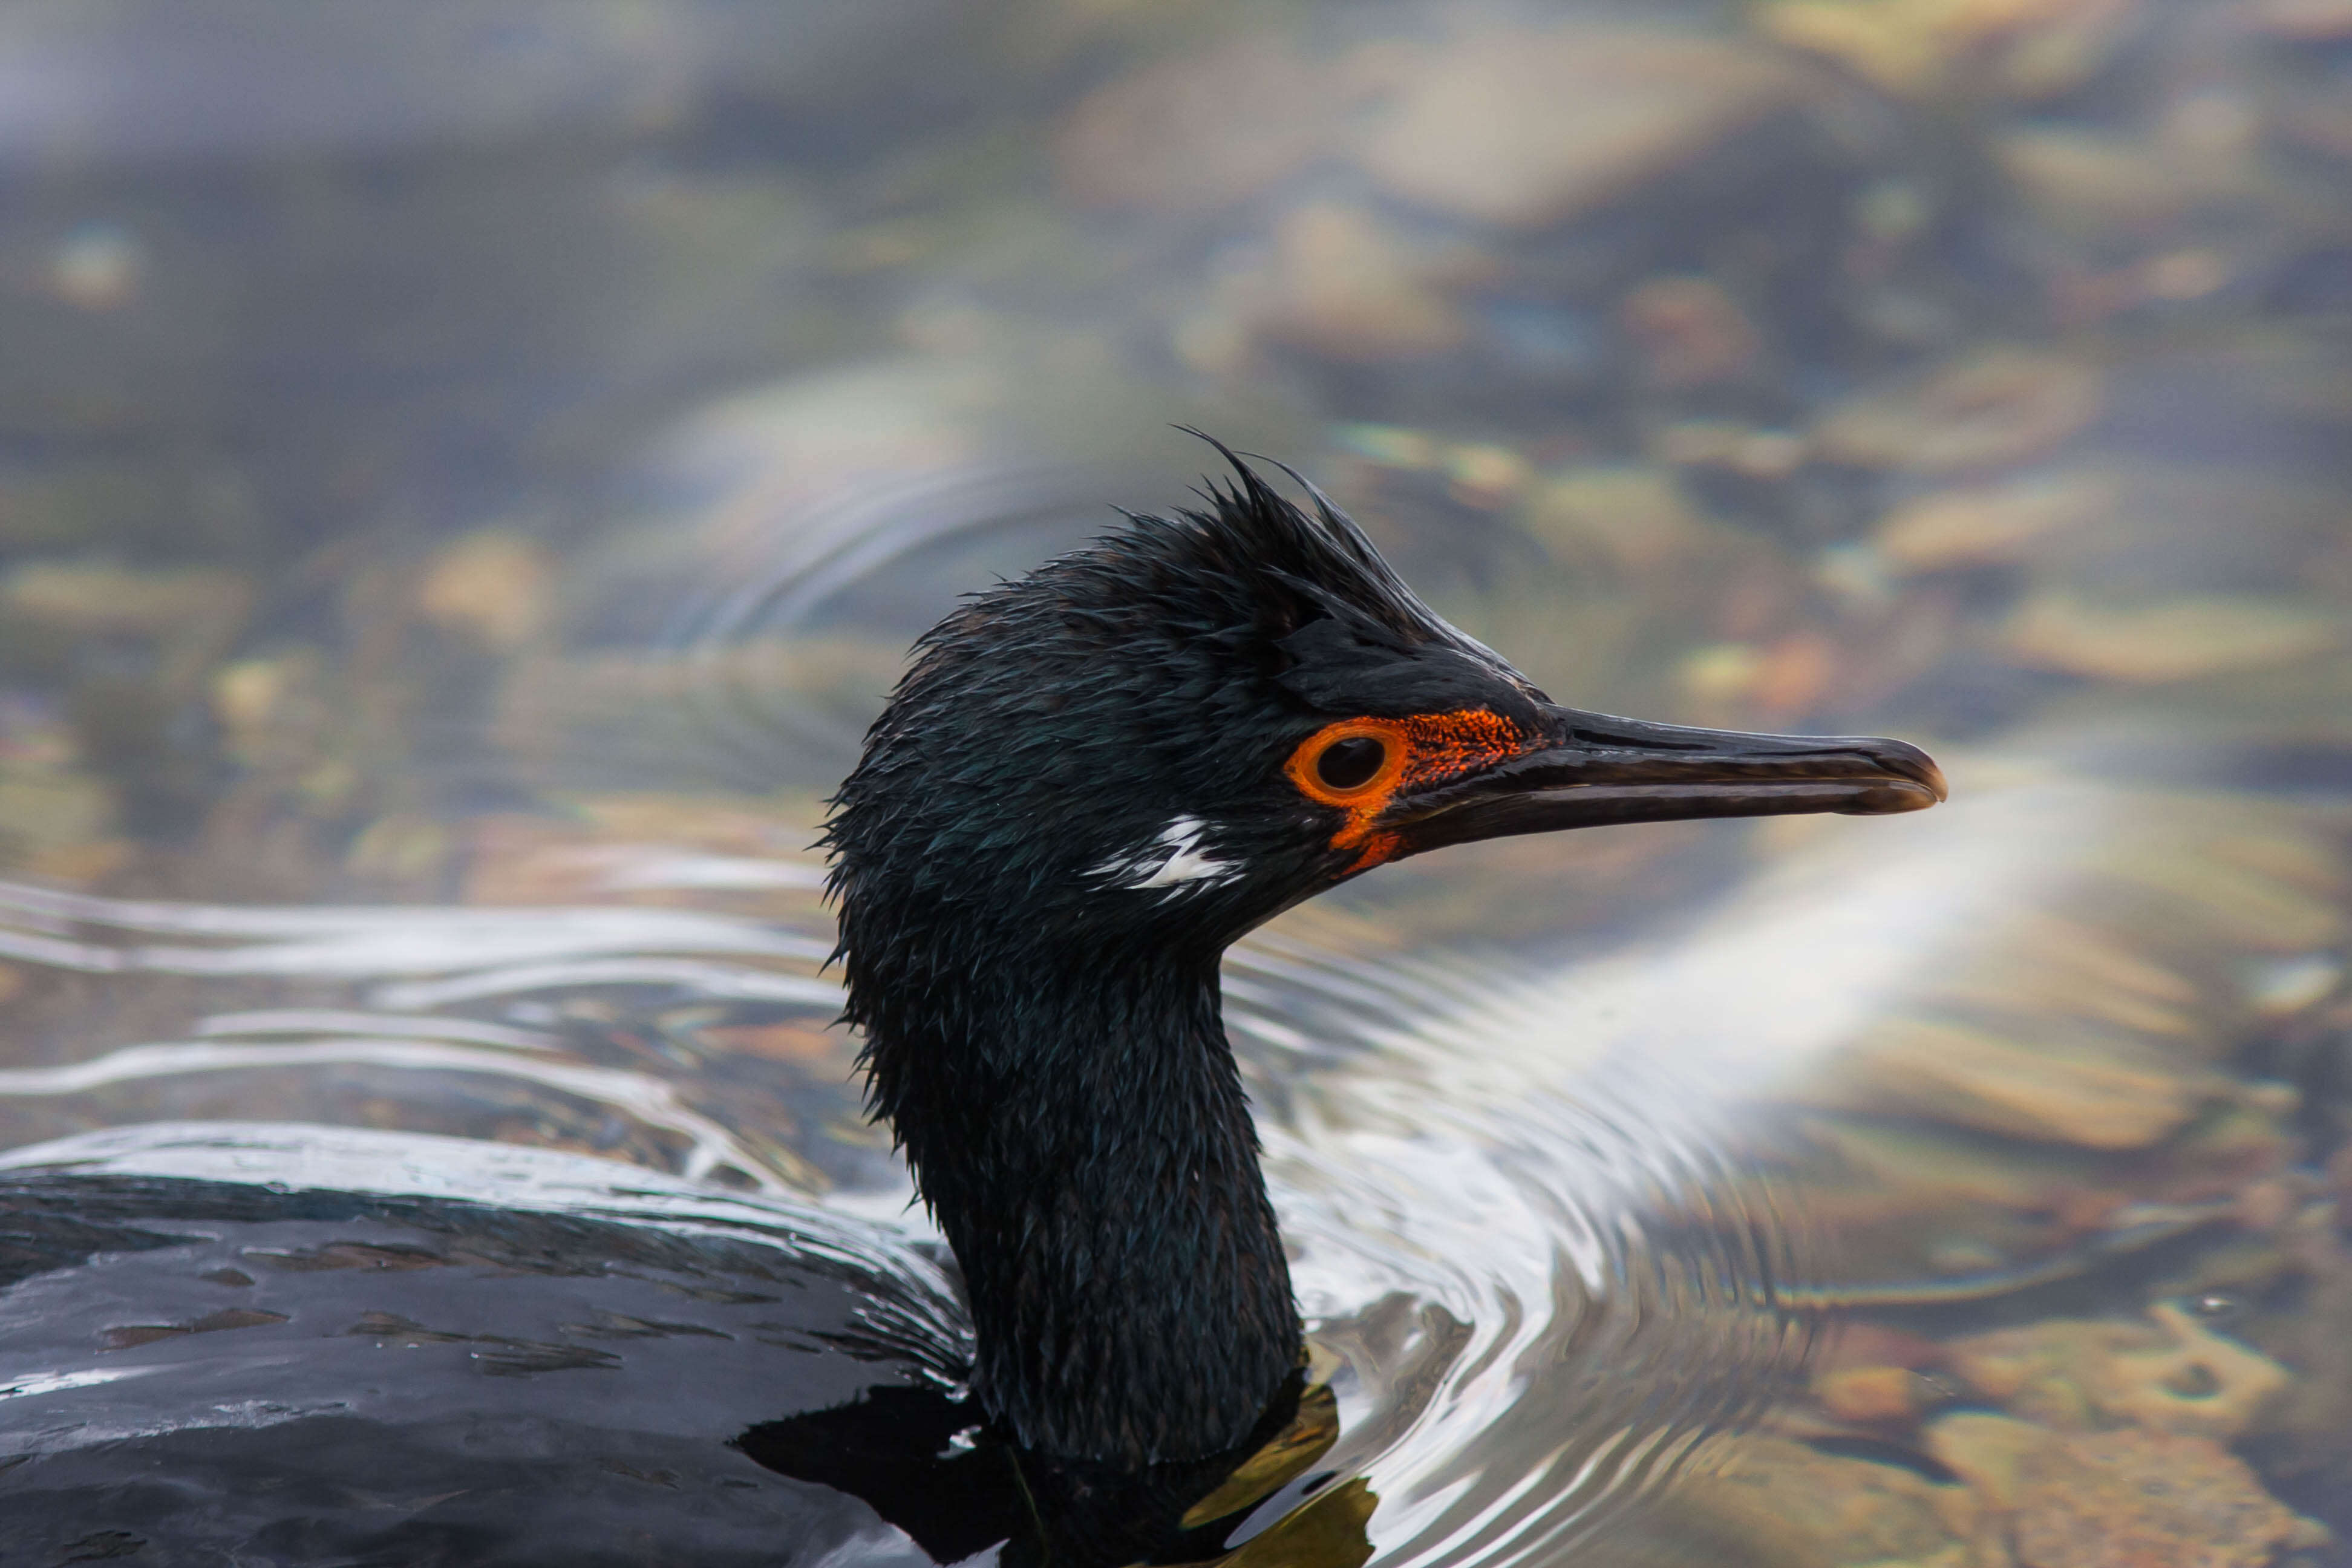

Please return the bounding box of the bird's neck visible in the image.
[863,943,1299,1465]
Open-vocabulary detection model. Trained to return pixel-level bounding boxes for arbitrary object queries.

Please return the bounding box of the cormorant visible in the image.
[0,452,1942,1564]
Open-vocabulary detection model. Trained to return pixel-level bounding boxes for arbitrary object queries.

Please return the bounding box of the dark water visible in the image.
[1,2,2349,1563]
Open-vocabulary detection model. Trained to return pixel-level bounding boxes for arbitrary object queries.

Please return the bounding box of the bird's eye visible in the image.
[1315,735,1388,791]
[1288,721,1407,807]
[1285,710,1530,863]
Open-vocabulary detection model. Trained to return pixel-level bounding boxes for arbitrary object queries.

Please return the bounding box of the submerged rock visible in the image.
[1,561,252,693]
[2002,593,2342,684]
[1757,0,2140,102]
[1814,1362,1945,1424]
[1873,471,2116,573]
[1673,1433,1977,1568]
[1811,1015,2213,1149]
[1357,25,1805,230]
[0,767,116,874]
[1926,1414,2325,1568]
[1055,36,1339,212]
[1946,1302,2292,1440]
[1814,348,2105,475]
[1994,125,2252,238]
[1214,201,1475,364]
[416,532,557,653]
[2235,1220,2352,1524]
[1519,464,1716,577]
[1621,276,1766,389]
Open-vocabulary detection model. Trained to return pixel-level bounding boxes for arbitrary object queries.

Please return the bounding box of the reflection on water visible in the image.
[2,0,2351,1563]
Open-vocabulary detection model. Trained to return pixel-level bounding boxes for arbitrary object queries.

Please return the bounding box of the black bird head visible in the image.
[828,452,1941,964]
[823,448,1942,1468]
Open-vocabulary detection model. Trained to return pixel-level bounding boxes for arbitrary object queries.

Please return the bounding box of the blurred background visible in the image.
[0,1,2350,1563]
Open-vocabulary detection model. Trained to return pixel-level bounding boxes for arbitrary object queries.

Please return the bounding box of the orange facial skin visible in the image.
[1283,709,1530,871]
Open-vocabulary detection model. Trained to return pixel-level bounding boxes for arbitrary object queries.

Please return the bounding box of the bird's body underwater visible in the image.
[0,453,1942,1564]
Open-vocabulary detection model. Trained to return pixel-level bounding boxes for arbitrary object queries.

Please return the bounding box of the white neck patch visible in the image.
[1092,815,1240,895]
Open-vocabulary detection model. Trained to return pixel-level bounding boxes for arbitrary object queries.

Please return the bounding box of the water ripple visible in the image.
[0,865,1806,1561]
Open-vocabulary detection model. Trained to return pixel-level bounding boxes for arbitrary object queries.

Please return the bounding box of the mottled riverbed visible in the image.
[1,1,2349,1563]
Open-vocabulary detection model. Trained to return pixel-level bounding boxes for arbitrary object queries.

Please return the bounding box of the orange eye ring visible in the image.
[1285,719,1409,808]
[1284,710,1532,867]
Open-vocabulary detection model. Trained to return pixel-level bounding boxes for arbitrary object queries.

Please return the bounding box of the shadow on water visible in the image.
[0,1142,1365,1566]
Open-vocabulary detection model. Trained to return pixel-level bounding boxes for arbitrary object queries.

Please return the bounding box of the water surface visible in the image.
[1,2,2348,1563]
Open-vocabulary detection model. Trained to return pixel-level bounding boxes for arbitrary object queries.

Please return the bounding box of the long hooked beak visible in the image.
[1387,706,1947,855]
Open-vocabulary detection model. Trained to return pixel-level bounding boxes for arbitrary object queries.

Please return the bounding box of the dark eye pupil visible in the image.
[1315,736,1388,791]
